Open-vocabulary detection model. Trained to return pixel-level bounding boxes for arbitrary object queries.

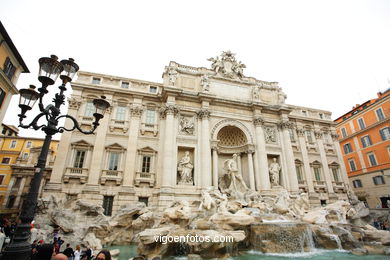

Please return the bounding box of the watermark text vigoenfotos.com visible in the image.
[154,234,234,244]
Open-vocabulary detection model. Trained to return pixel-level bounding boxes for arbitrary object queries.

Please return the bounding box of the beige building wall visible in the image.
[44,52,349,214]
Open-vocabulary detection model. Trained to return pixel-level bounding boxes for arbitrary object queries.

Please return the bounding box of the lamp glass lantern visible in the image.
[93,96,110,119]
[18,85,40,111]
[60,58,79,83]
[38,55,64,86]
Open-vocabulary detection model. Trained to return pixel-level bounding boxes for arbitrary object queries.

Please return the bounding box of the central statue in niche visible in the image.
[221,153,248,193]
[177,151,194,185]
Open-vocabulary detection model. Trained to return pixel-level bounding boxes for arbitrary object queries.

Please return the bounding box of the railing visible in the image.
[332,181,346,193]
[135,171,155,187]
[109,119,129,133]
[313,180,327,193]
[100,170,123,185]
[140,123,158,136]
[63,167,89,183]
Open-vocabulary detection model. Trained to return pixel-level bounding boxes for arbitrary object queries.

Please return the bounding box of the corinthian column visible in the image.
[161,104,179,187]
[296,127,315,193]
[246,149,256,190]
[331,131,349,185]
[278,120,299,192]
[253,117,271,191]
[212,145,219,188]
[197,108,212,188]
[315,130,335,194]
[123,105,143,187]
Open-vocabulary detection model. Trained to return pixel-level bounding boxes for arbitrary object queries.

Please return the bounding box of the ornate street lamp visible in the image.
[2,55,110,260]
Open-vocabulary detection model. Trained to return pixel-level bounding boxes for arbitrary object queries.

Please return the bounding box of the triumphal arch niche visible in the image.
[46,50,349,213]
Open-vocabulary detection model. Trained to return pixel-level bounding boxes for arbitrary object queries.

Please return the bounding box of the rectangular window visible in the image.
[142,156,151,173]
[358,118,365,130]
[6,195,15,209]
[115,106,127,121]
[368,153,377,166]
[373,176,385,185]
[295,165,303,182]
[0,88,6,108]
[288,128,295,141]
[145,109,156,126]
[305,130,313,143]
[3,57,16,80]
[0,175,4,185]
[319,113,323,119]
[149,86,157,93]
[102,196,114,216]
[121,81,129,89]
[302,111,307,116]
[92,77,101,84]
[22,153,28,160]
[380,127,390,141]
[332,168,340,182]
[343,143,352,154]
[26,141,32,148]
[376,108,385,121]
[73,150,86,168]
[352,179,363,188]
[108,152,120,170]
[10,140,17,148]
[84,102,95,117]
[341,127,347,138]
[361,135,372,148]
[349,159,357,171]
[1,157,10,164]
[314,167,321,181]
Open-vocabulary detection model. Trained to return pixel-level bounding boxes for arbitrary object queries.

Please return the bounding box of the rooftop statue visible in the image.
[208,51,246,79]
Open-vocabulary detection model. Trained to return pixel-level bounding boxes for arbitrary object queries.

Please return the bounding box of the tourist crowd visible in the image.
[0,218,111,260]
[373,220,390,231]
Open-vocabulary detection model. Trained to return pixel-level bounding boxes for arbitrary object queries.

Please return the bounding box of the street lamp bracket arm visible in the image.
[56,114,97,135]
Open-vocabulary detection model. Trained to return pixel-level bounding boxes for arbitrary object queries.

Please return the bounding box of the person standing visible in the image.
[63,243,75,259]
[74,245,81,260]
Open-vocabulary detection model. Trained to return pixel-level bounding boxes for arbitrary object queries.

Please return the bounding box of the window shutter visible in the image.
[368,135,372,145]
[373,177,377,185]
[380,129,385,141]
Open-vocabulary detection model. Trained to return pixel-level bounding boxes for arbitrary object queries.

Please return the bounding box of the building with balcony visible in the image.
[45,51,349,215]
[335,89,390,208]
[0,21,29,128]
[0,136,59,217]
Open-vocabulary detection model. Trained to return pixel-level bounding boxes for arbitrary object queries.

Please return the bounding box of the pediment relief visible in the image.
[105,142,126,151]
[71,140,94,149]
[138,146,157,153]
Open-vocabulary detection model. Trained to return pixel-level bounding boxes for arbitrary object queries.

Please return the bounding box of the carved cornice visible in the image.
[253,117,265,126]
[277,120,294,129]
[159,105,180,119]
[196,108,211,119]
[130,105,144,117]
[314,130,323,139]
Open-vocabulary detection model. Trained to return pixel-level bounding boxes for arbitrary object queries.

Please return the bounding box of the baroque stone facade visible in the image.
[44,52,349,214]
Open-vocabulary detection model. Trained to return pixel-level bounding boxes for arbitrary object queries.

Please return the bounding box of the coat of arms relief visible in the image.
[208,50,246,79]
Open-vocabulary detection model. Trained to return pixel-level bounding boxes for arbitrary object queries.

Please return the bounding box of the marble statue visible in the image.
[269,158,281,187]
[200,75,210,92]
[178,151,194,184]
[208,51,246,79]
[291,193,310,217]
[198,190,216,211]
[179,117,194,135]
[168,68,178,86]
[223,154,248,193]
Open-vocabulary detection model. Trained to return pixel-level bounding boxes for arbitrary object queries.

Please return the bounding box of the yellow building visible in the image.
[0,21,29,130]
[0,136,59,217]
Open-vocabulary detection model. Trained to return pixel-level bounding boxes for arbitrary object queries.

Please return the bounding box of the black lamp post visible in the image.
[1,55,110,260]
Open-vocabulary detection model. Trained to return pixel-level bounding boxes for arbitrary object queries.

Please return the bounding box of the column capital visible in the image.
[159,104,180,119]
[296,127,305,137]
[130,105,144,117]
[253,117,265,126]
[314,130,323,139]
[277,120,294,129]
[331,131,339,140]
[68,98,82,110]
[197,108,211,119]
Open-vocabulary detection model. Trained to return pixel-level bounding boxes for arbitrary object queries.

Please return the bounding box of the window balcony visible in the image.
[109,119,129,133]
[79,116,95,126]
[298,180,308,192]
[135,171,155,187]
[140,123,158,136]
[63,167,88,183]
[313,180,327,193]
[332,181,346,193]
[100,170,123,185]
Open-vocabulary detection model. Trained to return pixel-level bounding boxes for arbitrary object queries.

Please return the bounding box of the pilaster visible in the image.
[253,116,271,191]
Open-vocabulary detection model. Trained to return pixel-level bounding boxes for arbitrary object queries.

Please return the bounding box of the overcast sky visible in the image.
[1,0,389,138]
